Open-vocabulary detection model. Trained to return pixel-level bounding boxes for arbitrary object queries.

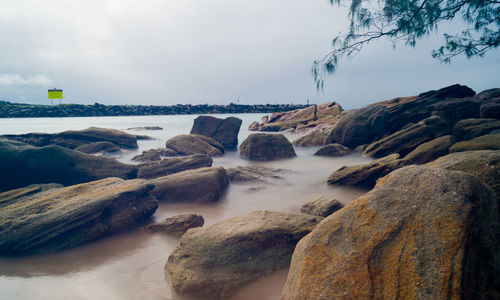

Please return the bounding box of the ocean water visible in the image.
[0,114,372,300]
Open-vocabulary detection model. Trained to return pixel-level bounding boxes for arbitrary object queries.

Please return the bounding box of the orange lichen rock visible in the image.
[281,165,499,300]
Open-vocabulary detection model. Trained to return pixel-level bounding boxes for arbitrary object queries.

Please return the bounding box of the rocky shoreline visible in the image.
[0,101,308,118]
[0,84,499,299]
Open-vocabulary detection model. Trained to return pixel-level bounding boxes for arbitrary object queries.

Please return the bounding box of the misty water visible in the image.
[0,114,372,300]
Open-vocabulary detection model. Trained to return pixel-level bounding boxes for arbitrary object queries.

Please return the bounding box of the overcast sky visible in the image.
[1,0,499,109]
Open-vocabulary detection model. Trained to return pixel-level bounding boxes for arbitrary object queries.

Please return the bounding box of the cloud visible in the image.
[0,74,53,86]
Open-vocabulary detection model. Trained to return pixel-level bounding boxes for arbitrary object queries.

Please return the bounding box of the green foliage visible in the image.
[314,0,500,87]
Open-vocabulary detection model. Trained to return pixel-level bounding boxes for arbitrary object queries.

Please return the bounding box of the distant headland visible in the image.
[0,101,309,118]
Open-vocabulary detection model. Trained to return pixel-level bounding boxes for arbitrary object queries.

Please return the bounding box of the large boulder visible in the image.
[0,140,137,191]
[149,167,228,203]
[165,134,224,157]
[165,211,323,299]
[450,134,500,152]
[260,105,317,132]
[190,116,242,150]
[327,153,405,188]
[480,97,500,119]
[364,115,450,158]
[0,177,158,254]
[403,135,455,164]
[314,143,351,157]
[292,131,327,147]
[3,127,138,149]
[239,133,296,161]
[324,105,389,148]
[426,150,500,202]
[143,214,204,237]
[137,154,213,179]
[281,166,499,300]
[300,196,343,217]
[453,118,500,141]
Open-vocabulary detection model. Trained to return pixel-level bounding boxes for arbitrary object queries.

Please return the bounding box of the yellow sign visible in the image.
[48,89,63,99]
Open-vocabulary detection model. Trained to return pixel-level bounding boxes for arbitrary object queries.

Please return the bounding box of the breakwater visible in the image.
[0,101,309,118]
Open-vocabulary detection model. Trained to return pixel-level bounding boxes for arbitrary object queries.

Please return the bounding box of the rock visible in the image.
[165,134,224,157]
[428,97,482,126]
[143,214,204,237]
[165,211,323,299]
[248,121,260,131]
[316,101,342,118]
[385,84,476,133]
[260,106,317,132]
[292,131,327,147]
[450,134,500,152]
[0,140,137,191]
[281,166,499,300]
[135,134,155,140]
[226,165,290,183]
[327,153,405,188]
[364,115,450,158]
[74,141,121,155]
[324,105,389,148]
[453,118,500,140]
[294,115,339,134]
[239,133,296,161]
[480,97,500,119]
[150,167,228,203]
[403,135,455,164]
[426,150,500,202]
[137,154,213,179]
[2,127,139,150]
[314,143,351,157]
[0,183,63,202]
[300,196,343,217]
[0,177,158,254]
[131,148,178,162]
[190,116,242,150]
[475,88,500,99]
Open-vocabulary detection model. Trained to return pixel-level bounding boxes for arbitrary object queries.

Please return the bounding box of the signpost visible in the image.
[48,88,63,105]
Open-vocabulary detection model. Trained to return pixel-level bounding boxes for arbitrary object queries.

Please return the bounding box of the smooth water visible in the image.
[0,114,372,300]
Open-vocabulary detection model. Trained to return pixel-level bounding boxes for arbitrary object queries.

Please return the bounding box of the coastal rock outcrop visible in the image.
[239,133,296,161]
[314,143,351,157]
[480,97,500,119]
[2,127,138,150]
[165,134,224,157]
[150,167,228,203]
[449,134,500,152]
[137,154,213,179]
[324,105,389,148]
[327,153,404,188]
[402,135,455,164]
[281,166,499,300]
[300,196,343,217]
[0,177,158,254]
[143,214,204,237]
[190,116,242,150]
[74,141,121,155]
[452,118,500,141]
[363,115,450,158]
[0,140,137,191]
[165,211,323,299]
[292,131,327,147]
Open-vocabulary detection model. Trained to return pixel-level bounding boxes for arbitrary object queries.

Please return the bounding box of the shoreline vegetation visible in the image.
[0,101,308,118]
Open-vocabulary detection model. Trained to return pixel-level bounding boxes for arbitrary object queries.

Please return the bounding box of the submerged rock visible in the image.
[132,148,178,162]
[143,214,204,237]
[226,165,290,183]
[137,154,213,179]
[0,140,137,191]
[150,167,228,203]
[239,133,296,161]
[0,178,158,254]
[281,166,499,300]
[300,196,343,217]
[165,134,224,157]
[165,211,322,299]
[190,116,242,150]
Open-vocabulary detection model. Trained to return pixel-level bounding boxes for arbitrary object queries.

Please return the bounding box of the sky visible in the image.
[0,0,499,109]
